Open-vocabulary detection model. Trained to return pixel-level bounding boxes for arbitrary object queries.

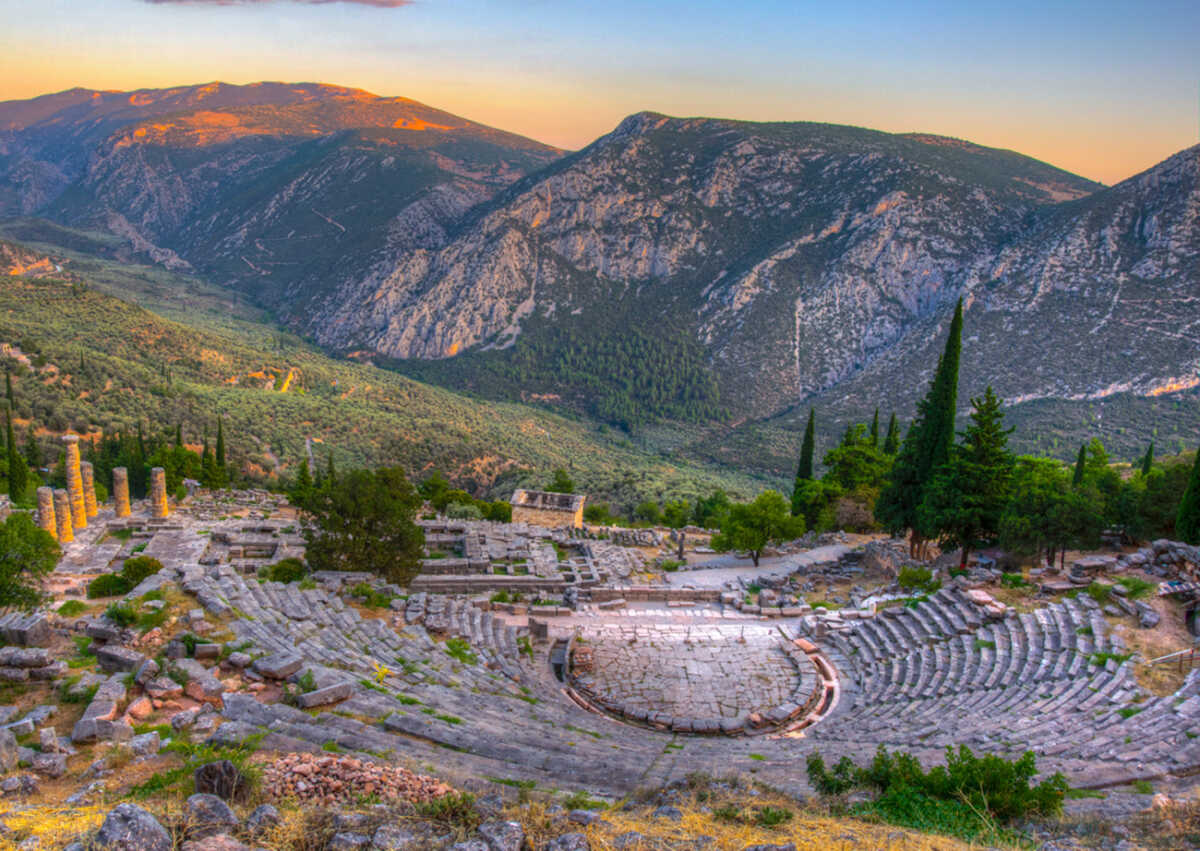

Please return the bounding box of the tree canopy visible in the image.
[301,466,426,586]
[712,489,804,567]
[0,512,59,610]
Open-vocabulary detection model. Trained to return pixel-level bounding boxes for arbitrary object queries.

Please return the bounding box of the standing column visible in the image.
[36,487,57,541]
[53,489,73,543]
[80,461,98,518]
[62,434,87,530]
[113,467,131,519]
[149,467,169,519]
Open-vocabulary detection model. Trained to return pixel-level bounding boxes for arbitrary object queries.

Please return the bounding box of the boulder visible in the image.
[30,751,67,778]
[95,645,148,674]
[179,837,250,851]
[130,731,161,757]
[245,804,280,836]
[194,759,249,801]
[93,803,172,851]
[295,682,353,709]
[185,793,239,839]
[1136,601,1161,629]
[475,821,525,851]
[545,834,590,851]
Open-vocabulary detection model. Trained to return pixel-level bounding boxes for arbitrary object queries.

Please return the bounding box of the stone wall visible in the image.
[511,506,584,529]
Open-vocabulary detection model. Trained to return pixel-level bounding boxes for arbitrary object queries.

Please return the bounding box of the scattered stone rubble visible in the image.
[261,752,454,806]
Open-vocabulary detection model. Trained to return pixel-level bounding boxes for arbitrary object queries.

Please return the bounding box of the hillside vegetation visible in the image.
[0,236,765,506]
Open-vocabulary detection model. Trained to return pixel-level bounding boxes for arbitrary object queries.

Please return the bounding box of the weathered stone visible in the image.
[53,489,74,543]
[30,751,67,778]
[194,644,221,660]
[95,645,147,674]
[328,834,371,850]
[652,805,683,821]
[245,804,280,836]
[135,659,160,687]
[448,842,489,851]
[194,759,249,801]
[113,467,132,518]
[149,467,169,519]
[295,682,353,709]
[94,803,172,851]
[476,821,524,851]
[179,836,249,851]
[64,435,87,530]
[0,647,51,668]
[252,652,303,680]
[0,728,17,771]
[130,731,161,757]
[146,677,184,700]
[36,486,56,541]
[544,834,590,851]
[185,793,238,839]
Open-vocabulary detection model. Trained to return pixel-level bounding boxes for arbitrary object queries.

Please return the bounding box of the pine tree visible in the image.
[325,453,337,484]
[215,419,226,470]
[883,413,900,455]
[869,408,879,448]
[1072,444,1086,486]
[876,299,963,554]
[6,411,26,502]
[1177,446,1200,545]
[918,387,1014,568]
[1141,442,1154,477]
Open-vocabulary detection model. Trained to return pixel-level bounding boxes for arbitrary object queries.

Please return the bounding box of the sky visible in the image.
[1,0,1198,185]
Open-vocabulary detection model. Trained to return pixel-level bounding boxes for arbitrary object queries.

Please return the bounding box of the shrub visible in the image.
[444,638,477,665]
[87,573,132,599]
[105,602,137,628]
[898,566,940,594]
[1115,576,1155,600]
[807,745,1067,838]
[1084,582,1111,604]
[56,600,88,618]
[1000,572,1028,588]
[416,792,480,830]
[755,806,793,828]
[265,558,307,583]
[121,556,163,585]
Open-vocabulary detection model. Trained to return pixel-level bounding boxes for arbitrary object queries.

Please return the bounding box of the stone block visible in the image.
[251,652,303,680]
[31,751,67,778]
[295,682,353,708]
[96,645,148,674]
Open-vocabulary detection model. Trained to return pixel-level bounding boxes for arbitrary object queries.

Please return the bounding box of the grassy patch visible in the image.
[56,600,89,618]
[444,638,478,666]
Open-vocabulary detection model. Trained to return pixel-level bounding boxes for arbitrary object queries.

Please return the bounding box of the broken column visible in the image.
[149,467,168,519]
[80,461,98,518]
[62,434,86,530]
[52,490,73,544]
[112,467,131,519]
[36,487,56,541]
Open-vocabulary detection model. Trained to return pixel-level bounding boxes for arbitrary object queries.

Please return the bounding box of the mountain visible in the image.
[0,82,563,304]
[0,229,761,504]
[1,83,1197,468]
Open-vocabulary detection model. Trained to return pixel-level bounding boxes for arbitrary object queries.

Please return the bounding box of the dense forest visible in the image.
[394,322,725,430]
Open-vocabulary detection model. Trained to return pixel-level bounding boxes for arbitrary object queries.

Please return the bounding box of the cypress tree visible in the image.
[215,419,226,470]
[1072,444,1086,486]
[796,409,815,482]
[4,372,11,404]
[876,299,963,554]
[6,411,26,501]
[23,430,38,470]
[326,452,337,484]
[291,457,313,508]
[175,424,183,448]
[883,413,900,455]
[1141,442,1154,477]
[869,408,879,448]
[1177,446,1200,545]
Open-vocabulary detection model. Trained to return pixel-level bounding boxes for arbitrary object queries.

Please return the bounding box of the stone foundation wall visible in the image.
[511,506,584,529]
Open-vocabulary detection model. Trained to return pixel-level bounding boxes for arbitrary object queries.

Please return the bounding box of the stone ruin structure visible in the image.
[510,488,585,529]
[149,466,169,519]
[36,486,55,540]
[62,434,88,529]
[113,466,131,519]
[8,486,1200,828]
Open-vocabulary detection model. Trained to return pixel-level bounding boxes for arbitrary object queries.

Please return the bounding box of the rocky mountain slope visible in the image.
[1,83,1197,458]
[0,82,562,305]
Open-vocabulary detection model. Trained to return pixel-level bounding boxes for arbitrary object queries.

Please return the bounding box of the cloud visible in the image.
[144,1,413,7]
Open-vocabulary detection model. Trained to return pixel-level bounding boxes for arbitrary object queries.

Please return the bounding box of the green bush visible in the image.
[415,792,480,830]
[265,558,306,583]
[87,573,132,599]
[807,745,1067,841]
[898,566,940,594]
[1000,572,1028,588]
[121,556,163,585]
[104,602,137,628]
[444,638,477,665]
[1084,581,1111,604]
[56,600,88,618]
[1115,576,1155,600]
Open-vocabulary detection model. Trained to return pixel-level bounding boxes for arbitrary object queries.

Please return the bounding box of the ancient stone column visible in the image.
[62,434,87,530]
[53,489,73,544]
[149,467,169,519]
[80,461,98,518]
[113,467,131,519]
[36,487,57,541]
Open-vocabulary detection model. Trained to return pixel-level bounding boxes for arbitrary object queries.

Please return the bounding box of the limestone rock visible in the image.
[194,759,249,802]
[94,803,172,851]
[476,820,524,851]
[184,793,238,839]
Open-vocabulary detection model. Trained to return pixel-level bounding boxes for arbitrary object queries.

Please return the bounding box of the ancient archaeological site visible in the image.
[0,449,1198,851]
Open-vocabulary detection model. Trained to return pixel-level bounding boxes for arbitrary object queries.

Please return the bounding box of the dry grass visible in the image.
[511,786,975,851]
[0,800,108,846]
[1121,595,1196,696]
